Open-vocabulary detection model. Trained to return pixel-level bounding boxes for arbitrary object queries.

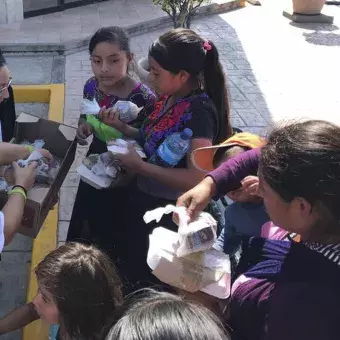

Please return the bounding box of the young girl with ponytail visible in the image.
[98,28,234,293]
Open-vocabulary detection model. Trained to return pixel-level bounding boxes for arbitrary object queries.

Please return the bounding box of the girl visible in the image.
[99,28,233,291]
[66,26,156,259]
[0,49,16,142]
[0,242,123,340]
[106,289,231,340]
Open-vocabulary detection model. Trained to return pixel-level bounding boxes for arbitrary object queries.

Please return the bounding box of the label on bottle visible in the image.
[157,143,182,166]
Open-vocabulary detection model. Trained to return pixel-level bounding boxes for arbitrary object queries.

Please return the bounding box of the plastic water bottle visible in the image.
[49,324,60,340]
[150,128,193,167]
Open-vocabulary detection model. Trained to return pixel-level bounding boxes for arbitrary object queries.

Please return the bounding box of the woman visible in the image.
[0,49,16,142]
[178,120,340,340]
[99,28,233,291]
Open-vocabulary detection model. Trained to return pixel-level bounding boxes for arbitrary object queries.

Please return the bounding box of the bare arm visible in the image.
[0,303,39,335]
[0,143,30,166]
[138,139,211,192]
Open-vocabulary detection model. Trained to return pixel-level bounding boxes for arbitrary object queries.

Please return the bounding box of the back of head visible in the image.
[106,289,230,340]
[35,242,123,340]
[149,28,232,141]
[260,120,340,238]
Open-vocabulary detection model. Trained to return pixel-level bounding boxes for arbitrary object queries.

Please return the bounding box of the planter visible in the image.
[292,0,326,15]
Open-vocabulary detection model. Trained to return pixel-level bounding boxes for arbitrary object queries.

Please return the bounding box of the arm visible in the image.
[0,143,30,166]
[139,138,211,192]
[208,147,261,197]
[0,303,39,335]
[2,162,36,246]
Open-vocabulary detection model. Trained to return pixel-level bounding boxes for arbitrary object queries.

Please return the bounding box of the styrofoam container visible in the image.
[77,164,112,190]
[147,227,231,299]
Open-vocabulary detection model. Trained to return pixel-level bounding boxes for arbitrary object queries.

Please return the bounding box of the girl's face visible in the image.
[148,57,189,96]
[32,284,59,325]
[0,66,11,104]
[258,174,317,237]
[91,42,131,88]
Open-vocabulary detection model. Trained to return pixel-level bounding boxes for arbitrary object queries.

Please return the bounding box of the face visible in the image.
[91,42,131,88]
[148,57,189,96]
[32,283,59,325]
[258,172,317,236]
[0,66,11,104]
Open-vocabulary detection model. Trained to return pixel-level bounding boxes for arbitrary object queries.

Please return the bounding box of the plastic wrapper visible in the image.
[113,101,142,123]
[81,98,101,116]
[81,99,142,124]
[147,227,231,298]
[144,205,217,257]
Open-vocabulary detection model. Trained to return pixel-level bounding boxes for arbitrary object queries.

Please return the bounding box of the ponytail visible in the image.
[203,41,232,142]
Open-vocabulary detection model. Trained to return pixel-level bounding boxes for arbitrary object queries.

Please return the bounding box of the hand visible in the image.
[241,176,260,196]
[76,123,93,146]
[13,161,37,190]
[98,106,123,130]
[175,176,216,222]
[114,143,144,173]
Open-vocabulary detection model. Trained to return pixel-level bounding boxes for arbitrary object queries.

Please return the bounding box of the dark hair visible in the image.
[89,26,131,55]
[35,243,123,340]
[0,49,6,68]
[149,28,232,142]
[260,120,340,239]
[106,289,231,340]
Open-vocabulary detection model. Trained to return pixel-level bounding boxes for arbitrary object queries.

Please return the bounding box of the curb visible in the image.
[1,0,245,55]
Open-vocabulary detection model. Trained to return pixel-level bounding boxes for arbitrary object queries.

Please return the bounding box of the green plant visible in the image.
[153,0,206,28]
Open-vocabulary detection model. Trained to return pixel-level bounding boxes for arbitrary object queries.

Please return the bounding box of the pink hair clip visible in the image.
[203,41,212,51]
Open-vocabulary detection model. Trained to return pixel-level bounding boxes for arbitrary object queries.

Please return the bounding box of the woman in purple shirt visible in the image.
[177,120,340,340]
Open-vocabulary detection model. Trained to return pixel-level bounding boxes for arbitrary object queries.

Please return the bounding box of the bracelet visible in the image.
[12,185,28,196]
[24,145,34,154]
[8,187,27,201]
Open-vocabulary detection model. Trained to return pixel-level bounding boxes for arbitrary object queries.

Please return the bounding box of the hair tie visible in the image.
[203,41,212,51]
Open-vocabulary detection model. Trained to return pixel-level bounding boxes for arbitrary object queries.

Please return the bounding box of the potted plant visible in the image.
[136,0,206,83]
[292,0,326,15]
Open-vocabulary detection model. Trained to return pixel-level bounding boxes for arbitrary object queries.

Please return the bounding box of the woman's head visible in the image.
[259,120,340,242]
[33,242,123,339]
[149,28,232,141]
[89,26,132,88]
[106,289,230,340]
[0,50,11,104]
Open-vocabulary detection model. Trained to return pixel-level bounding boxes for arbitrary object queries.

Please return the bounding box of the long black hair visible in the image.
[149,28,232,142]
[106,289,231,340]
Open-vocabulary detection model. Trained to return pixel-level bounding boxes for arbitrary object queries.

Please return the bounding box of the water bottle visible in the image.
[150,128,193,167]
[49,324,60,340]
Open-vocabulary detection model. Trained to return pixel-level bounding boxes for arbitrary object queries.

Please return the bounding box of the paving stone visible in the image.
[59,186,77,221]
[15,103,49,119]
[58,221,70,242]
[236,108,268,127]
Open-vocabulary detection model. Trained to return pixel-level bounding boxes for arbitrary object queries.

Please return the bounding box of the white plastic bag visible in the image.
[113,101,142,123]
[81,98,101,115]
[143,204,217,257]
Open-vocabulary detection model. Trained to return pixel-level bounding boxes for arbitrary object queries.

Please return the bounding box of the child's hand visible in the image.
[77,123,93,146]
[241,176,260,196]
[99,106,123,131]
[114,143,144,173]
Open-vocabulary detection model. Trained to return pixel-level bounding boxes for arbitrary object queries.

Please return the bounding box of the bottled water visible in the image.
[150,128,193,167]
[49,324,60,340]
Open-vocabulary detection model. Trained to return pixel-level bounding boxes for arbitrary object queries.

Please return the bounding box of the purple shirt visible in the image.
[208,147,261,197]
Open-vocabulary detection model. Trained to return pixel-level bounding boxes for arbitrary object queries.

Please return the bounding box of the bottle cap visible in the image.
[181,128,193,140]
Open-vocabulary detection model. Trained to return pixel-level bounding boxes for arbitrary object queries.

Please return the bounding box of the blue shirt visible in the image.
[214,202,269,254]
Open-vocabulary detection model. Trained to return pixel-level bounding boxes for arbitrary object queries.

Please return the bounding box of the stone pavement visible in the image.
[58,0,340,243]
[0,0,242,50]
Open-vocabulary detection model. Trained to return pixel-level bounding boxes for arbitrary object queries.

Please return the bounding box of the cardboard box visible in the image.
[0,113,77,238]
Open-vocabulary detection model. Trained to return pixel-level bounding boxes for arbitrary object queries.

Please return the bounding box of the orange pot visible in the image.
[292,0,326,14]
